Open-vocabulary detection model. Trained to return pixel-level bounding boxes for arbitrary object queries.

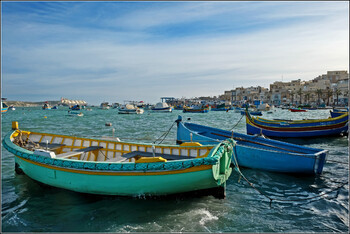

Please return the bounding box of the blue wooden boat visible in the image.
[330,109,348,118]
[211,103,228,111]
[70,104,81,110]
[240,110,262,116]
[3,121,233,198]
[245,110,348,138]
[176,116,328,174]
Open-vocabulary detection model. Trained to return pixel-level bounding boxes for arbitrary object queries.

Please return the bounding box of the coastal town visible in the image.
[2,70,348,110]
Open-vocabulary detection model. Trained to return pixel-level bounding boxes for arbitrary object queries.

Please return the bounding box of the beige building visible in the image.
[223,70,348,106]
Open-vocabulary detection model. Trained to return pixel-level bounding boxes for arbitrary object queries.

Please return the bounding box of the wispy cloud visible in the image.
[2,1,348,104]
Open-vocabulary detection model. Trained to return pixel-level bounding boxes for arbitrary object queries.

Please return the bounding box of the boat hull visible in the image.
[330,110,348,118]
[151,107,172,112]
[3,125,232,197]
[245,111,348,137]
[289,108,307,112]
[14,155,221,196]
[176,118,328,174]
[183,108,209,113]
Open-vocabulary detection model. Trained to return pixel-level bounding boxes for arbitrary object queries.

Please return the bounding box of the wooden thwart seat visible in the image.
[121,151,196,161]
[27,142,66,151]
[56,146,103,159]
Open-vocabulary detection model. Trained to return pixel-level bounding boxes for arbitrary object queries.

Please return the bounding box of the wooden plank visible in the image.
[121,151,196,160]
[56,146,103,159]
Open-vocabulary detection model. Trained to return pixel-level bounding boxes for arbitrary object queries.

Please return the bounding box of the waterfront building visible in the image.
[223,70,348,107]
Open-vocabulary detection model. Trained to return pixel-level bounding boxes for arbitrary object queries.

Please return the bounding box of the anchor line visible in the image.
[153,122,176,145]
[229,114,244,131]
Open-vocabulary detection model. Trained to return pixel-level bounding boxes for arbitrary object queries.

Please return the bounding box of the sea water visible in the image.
[1,107,348,232]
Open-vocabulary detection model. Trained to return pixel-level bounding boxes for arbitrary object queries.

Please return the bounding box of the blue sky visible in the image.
[1,1,349,105]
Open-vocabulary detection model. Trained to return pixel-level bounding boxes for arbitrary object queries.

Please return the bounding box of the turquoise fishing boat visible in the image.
[3,122,233,198]
[176,116,328,175]
[245,110,348,138]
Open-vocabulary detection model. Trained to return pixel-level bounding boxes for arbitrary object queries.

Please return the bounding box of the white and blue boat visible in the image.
[151,102,173,112]
[176,116,328,175]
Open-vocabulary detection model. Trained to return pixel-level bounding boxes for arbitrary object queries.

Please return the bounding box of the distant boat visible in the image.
[68,111,84,117]
[70,104,81,110]
[176,116,328,175]
[241,110,262,116]
[3,121,233,198]
[234,107,243,113]
[245,110,348,138]
[1,100,8,113]
[9,105,16,111]
[151,102,172,112]
[118,104,144,114]
[112,103,119,109]
[289,108,307,112]
[183,105,209,113]
[211,103,227,111]
[257,103,271,111]
[174,105,183,110]
[52,106,58,109]
[42,102,51,110]
[330,109,348,118]
[100,102,110,110]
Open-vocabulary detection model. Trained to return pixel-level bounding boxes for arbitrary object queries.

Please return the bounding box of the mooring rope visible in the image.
[229,114,244,131]
[153,122,176,145]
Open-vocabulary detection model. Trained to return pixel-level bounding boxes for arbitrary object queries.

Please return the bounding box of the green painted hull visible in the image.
[4,127,233,197]
[15,156,229,196]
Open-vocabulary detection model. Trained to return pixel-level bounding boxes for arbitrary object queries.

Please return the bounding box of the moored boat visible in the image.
[240,110,262,116]
[245,109,348,138]
[118,104,144,114]
[42,102,51,110]
[330,109,348,118]
[151,102,173,112]
[100,102,110,110]
[289,108,307,112]
[211,103,228,111]
[176,116,328,175]
[70,104,81,110]
[183,105,209,113]
[3,122,233,198]
[1,99,9,113]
